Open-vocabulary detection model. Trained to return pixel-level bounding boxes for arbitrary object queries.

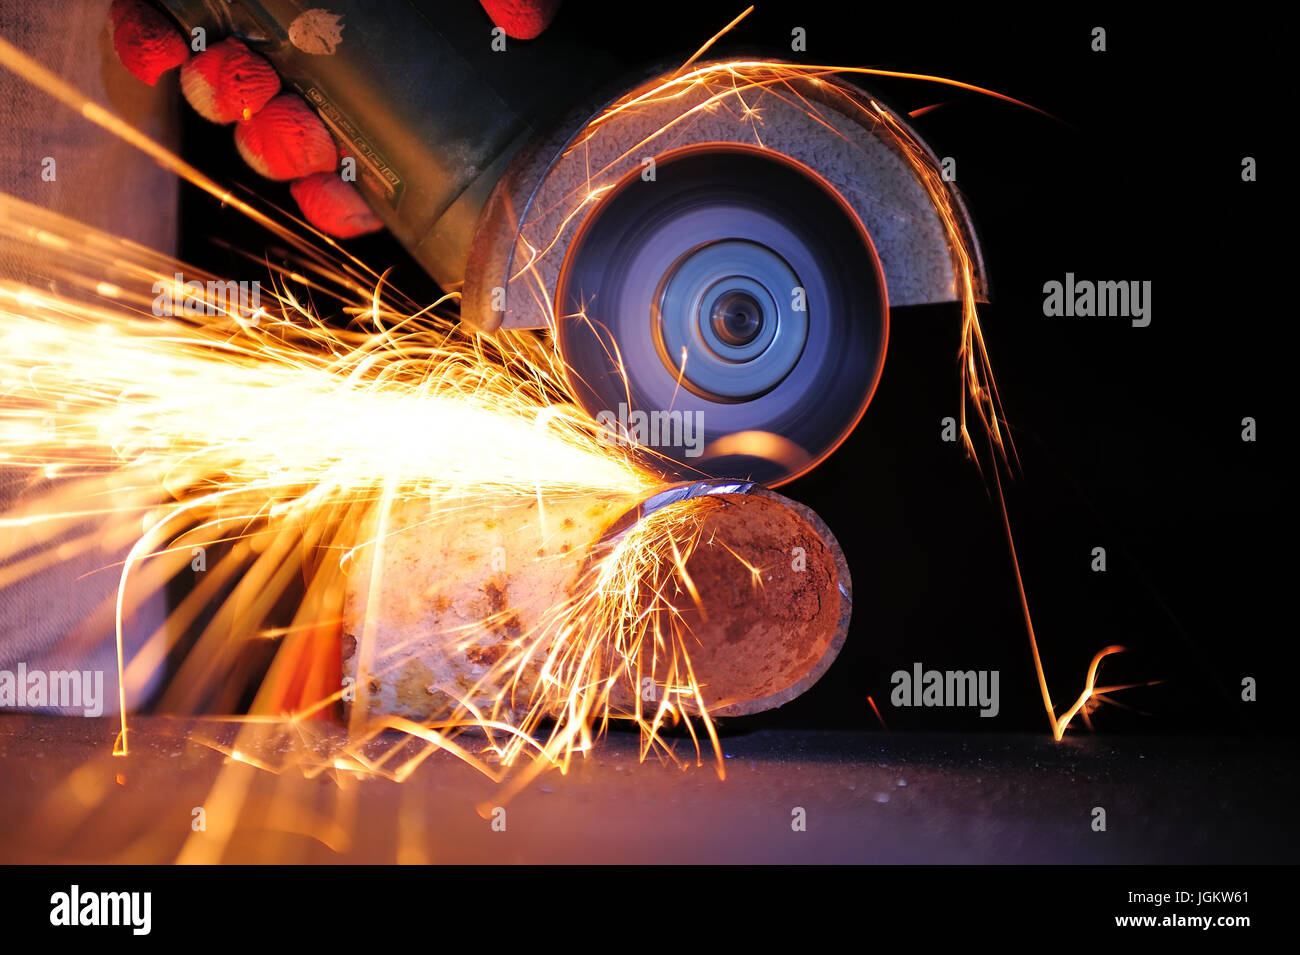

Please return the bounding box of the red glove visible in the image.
[479,0,562,40]
[109,0,562,240]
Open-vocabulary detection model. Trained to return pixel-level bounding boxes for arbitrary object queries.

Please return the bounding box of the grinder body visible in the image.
[158,0,613,289]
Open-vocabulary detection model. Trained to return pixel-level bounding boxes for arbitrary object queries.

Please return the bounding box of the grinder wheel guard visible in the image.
[556,144,889,486]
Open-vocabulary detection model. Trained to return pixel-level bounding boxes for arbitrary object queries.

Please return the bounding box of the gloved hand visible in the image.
[107,0,562,239]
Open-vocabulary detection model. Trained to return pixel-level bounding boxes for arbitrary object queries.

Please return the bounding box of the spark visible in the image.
[0,192,689,771]
[867,695,888,729]
[674,4,755,76]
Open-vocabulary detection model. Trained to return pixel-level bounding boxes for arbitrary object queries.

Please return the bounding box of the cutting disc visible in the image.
[556,144,888,486]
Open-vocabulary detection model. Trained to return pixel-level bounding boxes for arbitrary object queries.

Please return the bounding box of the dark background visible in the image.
[177,2,1287,737]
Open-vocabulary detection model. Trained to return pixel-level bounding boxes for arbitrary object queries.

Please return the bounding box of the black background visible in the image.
[177,2,1287,736]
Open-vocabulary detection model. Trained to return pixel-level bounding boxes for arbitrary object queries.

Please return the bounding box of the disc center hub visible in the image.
[710,289,765,346]
[655,238,809,401]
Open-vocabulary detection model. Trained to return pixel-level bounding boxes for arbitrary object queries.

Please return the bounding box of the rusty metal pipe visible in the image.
[342,481,850,723]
